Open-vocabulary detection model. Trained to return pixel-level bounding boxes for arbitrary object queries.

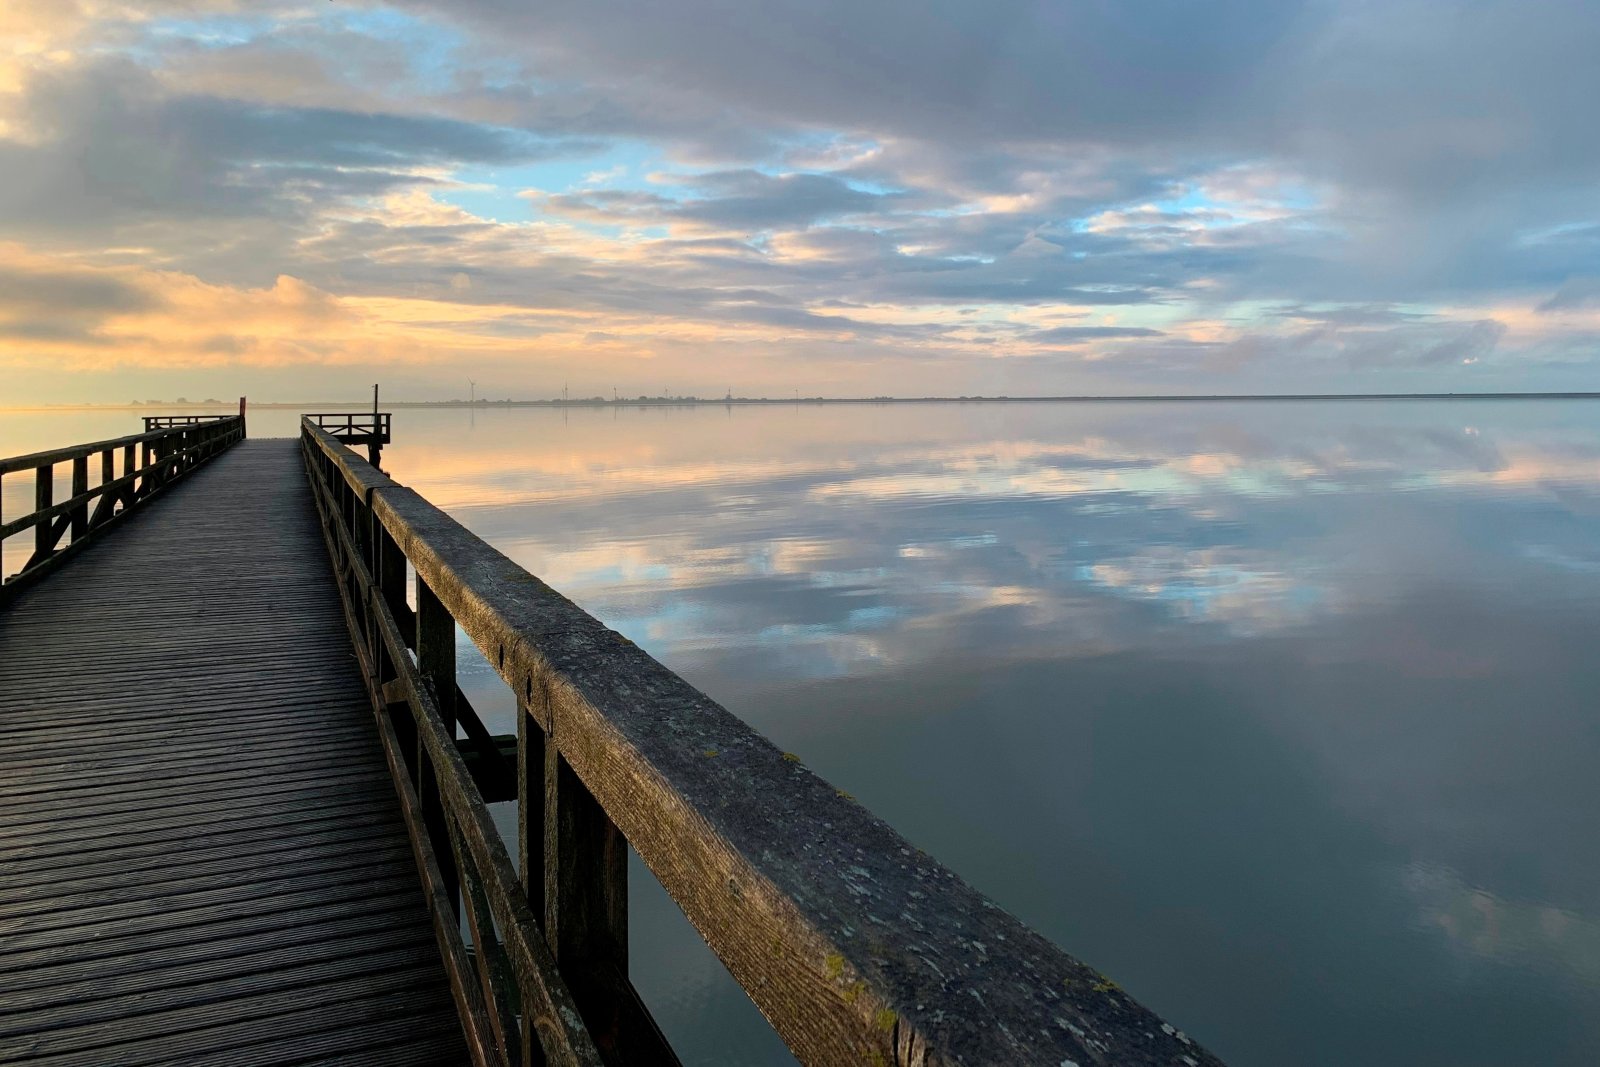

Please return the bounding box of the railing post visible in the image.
[33,464,52,562]
[544,749,634,1059]
[518,700,546,1067]
[417,577,460,911]
[69,456,88,543]
[373,518,407,662]
[122,443,137,503]
[349,486,370,565]
[376,525,407,628]
[418,580,456,730]
[91,449,114,525]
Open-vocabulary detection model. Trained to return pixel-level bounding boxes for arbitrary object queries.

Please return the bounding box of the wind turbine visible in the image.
[468,378,476,406]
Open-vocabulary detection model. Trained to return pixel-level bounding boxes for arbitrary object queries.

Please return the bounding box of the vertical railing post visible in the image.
[33,464,52,562]
[519,698,548,1067]
[418,579,456,730]
[92,449,114,525]
[122,443,136,504]
[69,456,88,543]
[350,486,370,566]
[343,483,358,547]
[544,748,631,1056]
[417,577,460,911]
[374,516,419,782]
[376,522,407,634]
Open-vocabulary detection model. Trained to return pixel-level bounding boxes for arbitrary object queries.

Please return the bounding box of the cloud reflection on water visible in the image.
[387,401,1600,661]
[379,400,1600,1065]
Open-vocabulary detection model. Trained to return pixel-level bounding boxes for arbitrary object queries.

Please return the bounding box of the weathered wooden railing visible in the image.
[307,411,392,466]
[142,414,236,430]
[300,415,1221,1067]
[0,415,245,600]
[307,410,392,441]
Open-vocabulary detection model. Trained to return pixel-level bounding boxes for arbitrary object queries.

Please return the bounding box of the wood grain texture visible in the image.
[0,439,468,1067]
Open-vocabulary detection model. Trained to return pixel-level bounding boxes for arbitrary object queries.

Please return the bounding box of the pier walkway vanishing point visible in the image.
[0,410,1224,1066]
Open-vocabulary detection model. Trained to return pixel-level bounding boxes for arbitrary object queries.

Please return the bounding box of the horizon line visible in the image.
[9,390,1600,411]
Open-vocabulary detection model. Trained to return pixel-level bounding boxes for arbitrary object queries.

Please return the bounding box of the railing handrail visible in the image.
[142,413,236,429]
[299,416,1221,1067]
[304,412,391,430]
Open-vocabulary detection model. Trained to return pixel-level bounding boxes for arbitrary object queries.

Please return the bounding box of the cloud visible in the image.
[1031,326,1165,346]
[0,263,156,316]
[541,170,904,232]
[0,260,161,345]
[396,0,1305,147]
[0,245,493,370]
[1539,278,1600,313]
[0,56,595,235]
[396,0,1600,196]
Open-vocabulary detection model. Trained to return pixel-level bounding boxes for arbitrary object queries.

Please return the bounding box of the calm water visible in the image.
[5,400,1600,1065]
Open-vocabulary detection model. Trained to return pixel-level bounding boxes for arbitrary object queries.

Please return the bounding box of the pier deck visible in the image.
[0,439,466,1066]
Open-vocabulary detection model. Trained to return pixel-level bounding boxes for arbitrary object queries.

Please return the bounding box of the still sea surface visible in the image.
[4,399,1599,1066]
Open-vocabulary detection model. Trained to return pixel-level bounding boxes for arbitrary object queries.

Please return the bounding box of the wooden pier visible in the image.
[0,413,1224,1066]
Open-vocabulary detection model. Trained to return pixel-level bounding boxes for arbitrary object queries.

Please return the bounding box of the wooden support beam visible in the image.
[457,734,518,803]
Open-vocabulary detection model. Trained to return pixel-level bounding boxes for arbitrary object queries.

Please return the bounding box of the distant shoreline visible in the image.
[8,391,1600,412]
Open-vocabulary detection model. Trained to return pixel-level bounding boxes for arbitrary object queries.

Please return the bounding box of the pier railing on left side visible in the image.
[0,413,245,600]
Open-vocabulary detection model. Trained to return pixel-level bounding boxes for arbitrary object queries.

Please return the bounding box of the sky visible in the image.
[2,0,1598,404]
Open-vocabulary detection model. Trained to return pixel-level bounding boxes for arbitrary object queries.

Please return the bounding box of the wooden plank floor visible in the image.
[0,440,467,1066]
